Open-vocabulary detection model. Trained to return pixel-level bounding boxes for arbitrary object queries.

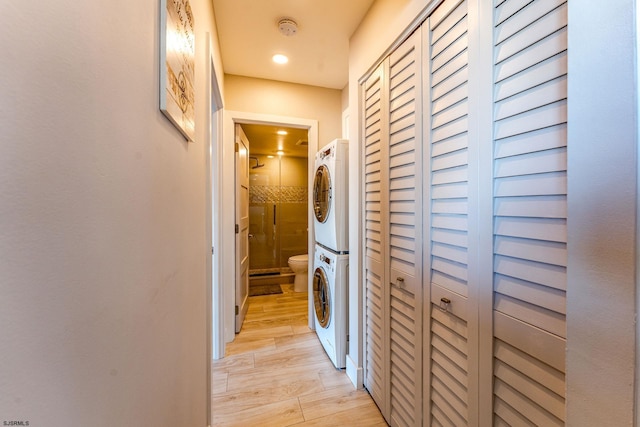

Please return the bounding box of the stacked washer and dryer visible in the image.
[312,138,349,369]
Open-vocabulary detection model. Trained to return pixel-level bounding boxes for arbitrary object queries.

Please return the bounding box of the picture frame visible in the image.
[160,0,195,142]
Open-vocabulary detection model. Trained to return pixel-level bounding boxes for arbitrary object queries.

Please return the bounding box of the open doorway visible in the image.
[234,123,310,333]
[242,124,309,284]
[214,111,319,358]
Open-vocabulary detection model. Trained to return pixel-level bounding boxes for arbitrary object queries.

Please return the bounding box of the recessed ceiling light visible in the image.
[277,150,285,156]
[277,130,288,135]
[272,54,289,64]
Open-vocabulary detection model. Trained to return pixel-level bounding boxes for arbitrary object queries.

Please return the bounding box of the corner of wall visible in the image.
[346,354,364,389]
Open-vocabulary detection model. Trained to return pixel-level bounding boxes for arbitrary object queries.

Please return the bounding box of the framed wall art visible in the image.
[160,0,195,142]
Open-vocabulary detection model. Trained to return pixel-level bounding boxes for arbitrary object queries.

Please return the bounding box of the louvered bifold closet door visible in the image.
[363,64,389,417]
[425,0,471,425]
[492,0,568,425]
[387,29,423,427]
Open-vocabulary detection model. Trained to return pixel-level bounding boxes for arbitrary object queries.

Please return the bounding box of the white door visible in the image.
[491,0,568,424]
[386,28,423,427]
[235,124,250,333]
[362,63,389,417]
[425,0,474,424]
[361,28,423,425]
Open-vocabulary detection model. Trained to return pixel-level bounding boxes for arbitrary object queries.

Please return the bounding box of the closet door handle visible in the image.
[396,277,405,288]
[439,297,451,312]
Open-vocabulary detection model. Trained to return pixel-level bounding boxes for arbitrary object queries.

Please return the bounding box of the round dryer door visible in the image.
[313,165,331,223]
[313,266,331,328]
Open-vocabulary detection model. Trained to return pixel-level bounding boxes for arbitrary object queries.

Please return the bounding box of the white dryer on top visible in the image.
[313,139,349,253]
[313,243,348,369]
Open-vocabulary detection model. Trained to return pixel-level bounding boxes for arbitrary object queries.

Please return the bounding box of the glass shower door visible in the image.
[248,155,308,275]
[249,175,280,273]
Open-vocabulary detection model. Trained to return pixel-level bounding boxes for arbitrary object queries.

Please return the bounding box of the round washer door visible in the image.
[313,165,331,223]
[313,266,331,328]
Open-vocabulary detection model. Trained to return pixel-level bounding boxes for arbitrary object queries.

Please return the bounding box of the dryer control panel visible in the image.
[319,253,332,266]
[318,146,333,160]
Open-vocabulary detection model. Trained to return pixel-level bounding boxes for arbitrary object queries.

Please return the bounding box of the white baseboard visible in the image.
[346,354,363,389]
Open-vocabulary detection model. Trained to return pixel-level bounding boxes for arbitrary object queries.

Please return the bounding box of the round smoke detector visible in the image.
[278,18,298,36]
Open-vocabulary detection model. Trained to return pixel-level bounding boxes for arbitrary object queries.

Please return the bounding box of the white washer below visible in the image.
[312,243,348,369]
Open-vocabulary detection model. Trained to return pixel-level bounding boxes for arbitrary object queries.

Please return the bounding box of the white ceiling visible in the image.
[211,0,376,89]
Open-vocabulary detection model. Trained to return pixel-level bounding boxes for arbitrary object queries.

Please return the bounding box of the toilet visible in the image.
[288,254,308,292]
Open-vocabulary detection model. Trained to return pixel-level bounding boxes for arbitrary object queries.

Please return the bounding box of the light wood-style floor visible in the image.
[212,283,387,427]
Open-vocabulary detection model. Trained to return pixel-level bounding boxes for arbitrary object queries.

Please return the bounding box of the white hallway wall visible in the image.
[347,0,638,424]
[224,74,343,145]
[566,1,638,425]
[0,0,222,425]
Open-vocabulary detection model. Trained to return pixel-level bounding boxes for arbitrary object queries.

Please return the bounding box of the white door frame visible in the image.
[234,124,251,333]
[205,33,224,427]
[217,110,319,351]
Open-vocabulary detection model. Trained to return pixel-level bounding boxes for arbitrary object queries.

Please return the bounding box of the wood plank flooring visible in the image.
[212,284,387,426]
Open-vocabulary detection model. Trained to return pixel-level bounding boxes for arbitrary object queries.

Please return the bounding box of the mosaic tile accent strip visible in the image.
[250,185,308,204]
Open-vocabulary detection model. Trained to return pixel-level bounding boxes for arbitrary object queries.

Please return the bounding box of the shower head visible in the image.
[250,156,265,169]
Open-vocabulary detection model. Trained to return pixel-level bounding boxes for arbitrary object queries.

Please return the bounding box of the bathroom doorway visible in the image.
[219,111,318,352]
[241,123,309,288]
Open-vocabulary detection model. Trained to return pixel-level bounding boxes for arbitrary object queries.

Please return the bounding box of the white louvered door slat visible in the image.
[492,0,568,424]
[388,29,422,427]
[426,0,470,425]
[363,64,389,418]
